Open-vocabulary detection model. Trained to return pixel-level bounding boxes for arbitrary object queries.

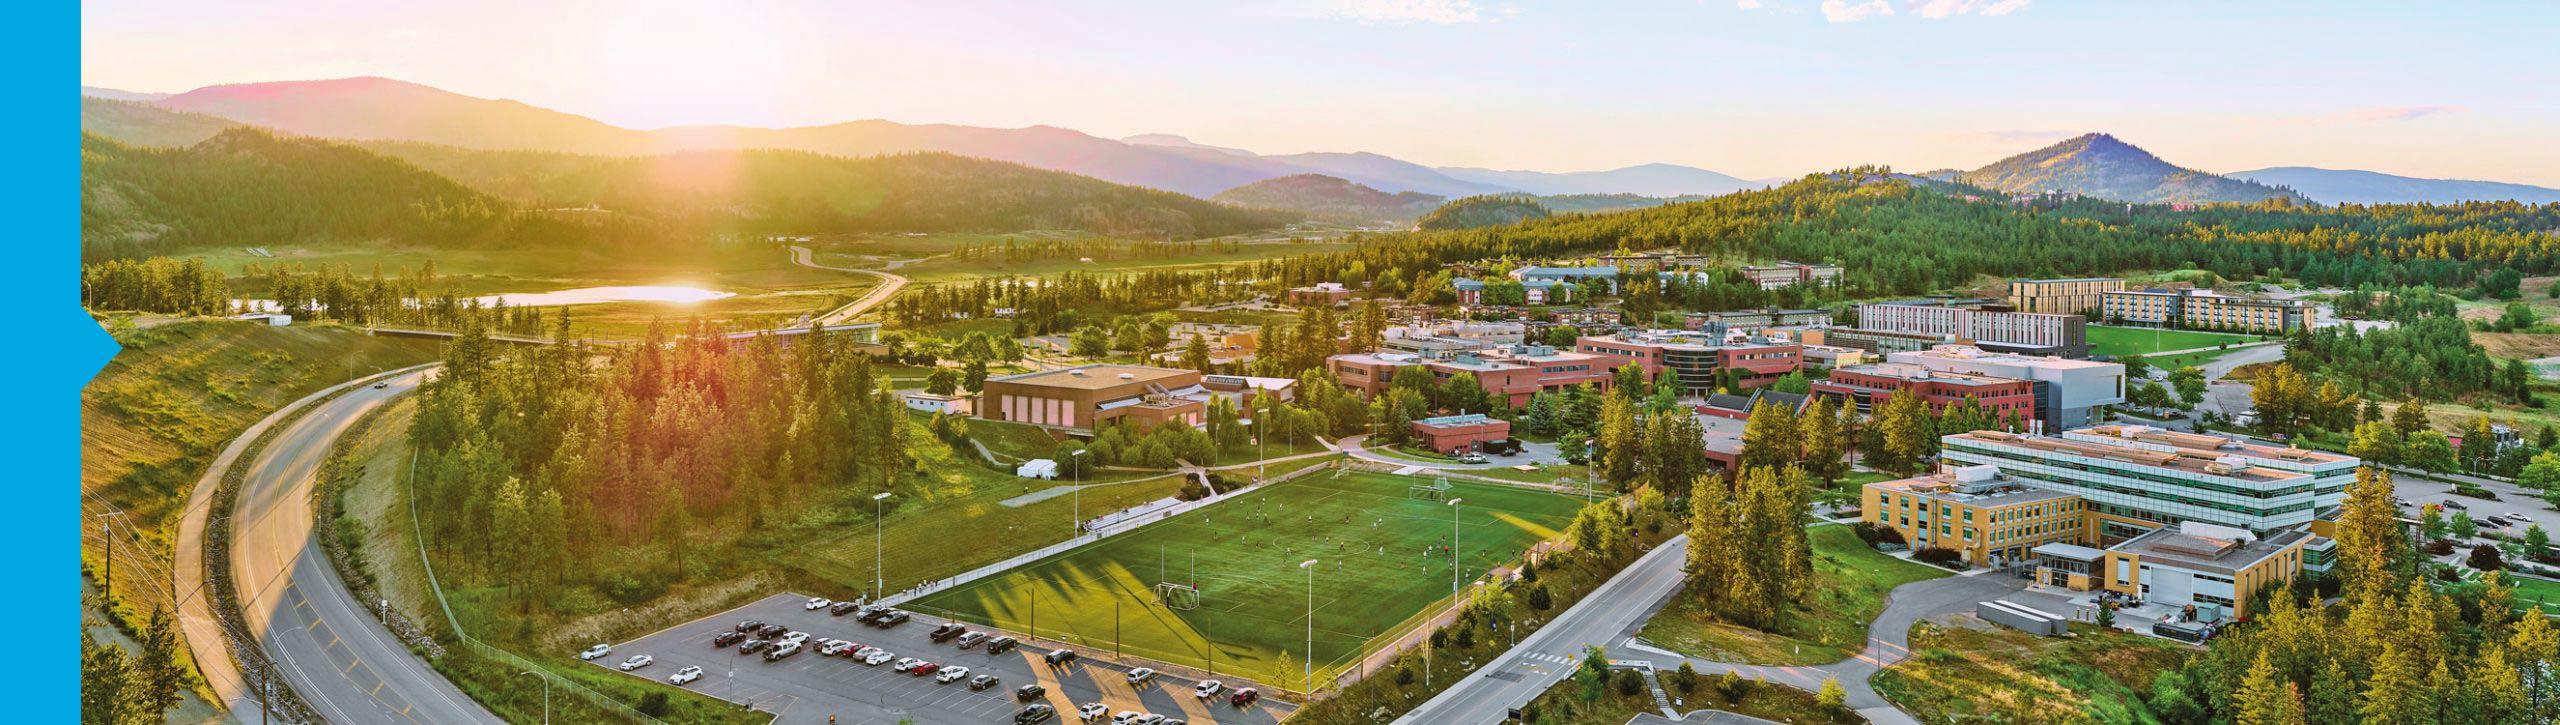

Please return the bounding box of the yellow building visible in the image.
[2095,524,2310,618]
[1863,465,2084,568]
[2101,289,2310,334]
[2008,277,2124,315]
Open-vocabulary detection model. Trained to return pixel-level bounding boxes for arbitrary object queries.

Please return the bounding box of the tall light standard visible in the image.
[872,492,893,598]
[1300,558,1319,695]
[1245,417,1262,481]
[516,671,550,725]
[1071,448,1090,538]
[1446,498,1465,597]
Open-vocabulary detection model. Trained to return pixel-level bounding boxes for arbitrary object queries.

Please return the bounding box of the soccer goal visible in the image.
[1154,582,1201,610]
[1409,477,1452,501]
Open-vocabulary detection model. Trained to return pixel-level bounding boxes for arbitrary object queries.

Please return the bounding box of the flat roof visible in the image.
[1868,473,2079,507]
[1832,362,2025,387]
[2111,527,2309,576]
[2077,425,2352,464]
[1951,430,2310,483]
[1895,345,2118,370]
[985,364,1195,390]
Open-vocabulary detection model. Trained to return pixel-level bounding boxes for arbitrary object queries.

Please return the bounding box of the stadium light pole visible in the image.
[872,492,893,598]
[1446,498,1465,598]
[1246,418,1262,481]
[1071,449,1090,538]
[1301,558,1318,694]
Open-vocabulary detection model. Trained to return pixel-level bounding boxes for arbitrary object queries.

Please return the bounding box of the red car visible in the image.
[911,662,943,677]
[1229,688,1259,708]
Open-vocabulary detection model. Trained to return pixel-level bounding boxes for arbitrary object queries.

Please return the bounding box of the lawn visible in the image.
[2086,325,2261,357]
[1520,663,1858,725]
[910,470,1584,686]
[2503,573,2560,613]
[1872,620,2194,725]
[1636,525,1948,665]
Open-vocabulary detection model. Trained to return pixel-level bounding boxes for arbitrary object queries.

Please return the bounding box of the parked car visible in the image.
[712,631,747,648]
[1133,716,1167,725]
[1077,703,1109,722]
[616,654,653,671]
[862,650,896,666]
[1456,453,1487,464]
[764,642,802,661]
[912,662,944,677]
[753,623,788,638]
[804,597,833,610]
[740,638,773,654]
[2444,500,2470,510]
[668,665,702,685]
[935,665,971,684]
[930,623,966,642]
[735,619,766,633]
[957,632,990,649]
[891,657,924,672]
[579,644,612,661]
[1015,683,1047,701]
[1125,667,1156,685]
[829,601,863,616]
[856,606,888,622]
[779,631,811,646]
[1015,704,1057,724]
[2513,512,2536,522]
[1110,711,1146,725]
[1228,688,1259,708]
[1045,649,1080,666]
[875,610,911,627]
[817,640,853,657]
[1192,680,1222,698]
[987,636,1019,654]
[970,674,1002,691]
[2488,516,2513,528]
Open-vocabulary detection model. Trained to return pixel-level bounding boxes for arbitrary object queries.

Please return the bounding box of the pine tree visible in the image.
[2235,650,2306,725]
[2358,644,2425,725]
[2392,399,2431,435]
[2335,466,2410,597]
[135,610,183,718]
[1877,391,1933,475]
[81,641,135,725]
[1738,400,1801,472]
[1598,391,1642,488]
[2306,658,2357,725]
[1799,397,1845,483]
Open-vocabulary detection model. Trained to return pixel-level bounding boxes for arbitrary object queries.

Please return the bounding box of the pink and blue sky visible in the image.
[81,0,2560,185]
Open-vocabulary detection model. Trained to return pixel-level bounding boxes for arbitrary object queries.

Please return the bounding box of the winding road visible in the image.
[789,245,909,325]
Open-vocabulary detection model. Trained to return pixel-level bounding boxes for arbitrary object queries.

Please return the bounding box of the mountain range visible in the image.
[1959,133,2304,205]
[1210,174,1444,223]
[2225,167,2560,206]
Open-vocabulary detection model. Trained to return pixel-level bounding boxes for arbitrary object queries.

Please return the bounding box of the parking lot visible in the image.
[589,593,1295,724]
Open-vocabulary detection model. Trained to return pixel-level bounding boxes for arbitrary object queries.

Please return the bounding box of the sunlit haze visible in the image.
[82,0,2560,185]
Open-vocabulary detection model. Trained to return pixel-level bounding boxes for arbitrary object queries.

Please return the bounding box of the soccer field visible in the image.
[909,469,1585,687]
[2086,325,2261,356]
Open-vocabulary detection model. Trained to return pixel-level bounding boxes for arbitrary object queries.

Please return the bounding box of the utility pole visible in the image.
[1447,498,1465,597]
[517,671,550,725]
[873,492,894,598]
[1301,558,1319,695]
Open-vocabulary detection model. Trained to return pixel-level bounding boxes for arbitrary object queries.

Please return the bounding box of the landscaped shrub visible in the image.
[1612,669,1644,697]
[1913,547,1963,564]
[2470,544,2506,571]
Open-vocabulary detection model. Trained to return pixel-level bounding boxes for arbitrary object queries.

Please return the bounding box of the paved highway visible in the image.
[225,367,502,724]
[789,245,909,325]
[1396,535,1694,724]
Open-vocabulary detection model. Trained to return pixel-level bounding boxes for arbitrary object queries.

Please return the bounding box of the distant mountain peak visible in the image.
[1961,132,2301,205]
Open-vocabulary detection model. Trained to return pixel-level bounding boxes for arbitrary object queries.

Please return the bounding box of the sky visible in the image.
[81,0,2560,185]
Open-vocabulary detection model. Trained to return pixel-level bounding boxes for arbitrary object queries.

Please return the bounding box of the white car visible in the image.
[668,666,702,685]
[804,597,833,610]
[2515,513,2536,522]
[1110,711,1147,725]
[892,657,925,672]
[935,665,970,684]
[780,631,812,645]
[617,654,653,671]
[1125,667,1156,685]
[863,650,896,665]
[1078,703,1109,722]
[579,644,612,660]
[1192,680,1223,698]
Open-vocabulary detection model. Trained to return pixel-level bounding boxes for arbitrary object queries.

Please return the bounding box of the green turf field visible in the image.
[909,469,1584,687]
[2085,325,2261,357]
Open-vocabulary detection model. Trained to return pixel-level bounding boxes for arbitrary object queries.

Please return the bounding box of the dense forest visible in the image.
[1416,194,1553,230]
[1209,173,1442,222]
[80,130,520,259]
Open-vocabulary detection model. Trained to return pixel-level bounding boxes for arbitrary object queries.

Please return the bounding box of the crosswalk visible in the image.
[1519,651,1580,667]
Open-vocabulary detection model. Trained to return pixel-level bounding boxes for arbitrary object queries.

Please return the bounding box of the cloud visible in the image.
[1307,0,1488,24]
[2245,105,2469,128]
[1740,0,2031,23]
[1821,0,1893,22]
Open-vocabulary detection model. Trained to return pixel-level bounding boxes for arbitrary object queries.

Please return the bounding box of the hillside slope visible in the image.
[81,129,511,258]
[1961,133,2302,204]
[80,97,239,147]
[2227,167,2560,205]
[1417,194,1552,230]
[1436,163,1758,197]
[1211,174,1443,222]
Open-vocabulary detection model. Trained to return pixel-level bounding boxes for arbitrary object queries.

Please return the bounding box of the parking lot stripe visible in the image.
[1085,663,1147,714]
[1163,681,1218,724]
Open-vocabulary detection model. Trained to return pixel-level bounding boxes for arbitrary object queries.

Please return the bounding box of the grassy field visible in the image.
[2086,325,2261,357]
[1518,664,1858,725]
[1636,525,1948,666]
[911,470,1584,685]
[1872,620,2194,724]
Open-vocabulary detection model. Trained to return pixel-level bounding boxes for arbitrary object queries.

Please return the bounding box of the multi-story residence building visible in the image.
[1286,282,1353,307]
[1327,344,1620,407]
[2100,288,2310,334]
[1885,345,2126,429]
[1683,308,1833,330]
[1573,330,1802,393]
[1856,302,2089,358]
[1739,261,1843,289]
[1864,425,2355,618]
[1811,362,2038,421]
[2007,277,2124,315]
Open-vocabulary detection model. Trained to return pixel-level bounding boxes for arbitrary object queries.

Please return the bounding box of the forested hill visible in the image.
[82,129,512,259]
[1210,174,1443,222]
[1255,169,2560,300]
[1416,194,1553,230]
[80,96,240,148]
[1962,133,2304,205]
[364,142,1298,238]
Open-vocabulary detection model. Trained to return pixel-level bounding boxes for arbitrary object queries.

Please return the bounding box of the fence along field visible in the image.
[910,469,1583,688]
